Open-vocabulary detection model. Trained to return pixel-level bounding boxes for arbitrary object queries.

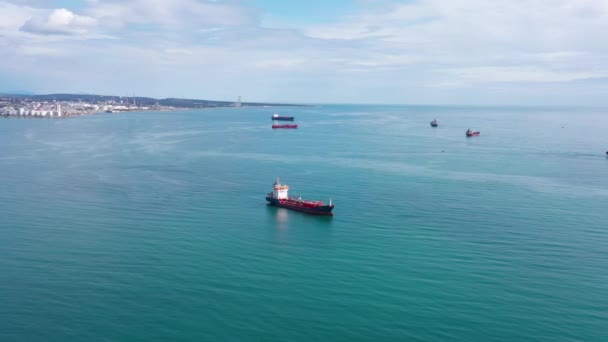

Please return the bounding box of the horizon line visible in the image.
[1,92,606,109]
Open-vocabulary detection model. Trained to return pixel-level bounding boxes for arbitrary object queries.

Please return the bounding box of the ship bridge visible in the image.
[272,178,289,199]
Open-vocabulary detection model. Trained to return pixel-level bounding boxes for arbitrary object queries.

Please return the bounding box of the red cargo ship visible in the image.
[466,129,480,137]
[266,178,334,216]
[272,124,298,129]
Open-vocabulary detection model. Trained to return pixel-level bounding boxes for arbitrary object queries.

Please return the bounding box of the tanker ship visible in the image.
[266,178,334,216]
[272,113,295,121]
[272,123,298,129]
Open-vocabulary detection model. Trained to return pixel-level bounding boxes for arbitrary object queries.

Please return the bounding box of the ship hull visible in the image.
[272,124,298,129]
[266,197,333,216]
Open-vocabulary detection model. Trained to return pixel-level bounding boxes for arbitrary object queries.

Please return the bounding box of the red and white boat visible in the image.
[266,178,334,216]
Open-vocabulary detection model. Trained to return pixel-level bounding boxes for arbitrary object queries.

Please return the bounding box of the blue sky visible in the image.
[0,0,607,105]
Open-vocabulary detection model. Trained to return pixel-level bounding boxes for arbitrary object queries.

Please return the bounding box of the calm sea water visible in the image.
[1,105,607,341]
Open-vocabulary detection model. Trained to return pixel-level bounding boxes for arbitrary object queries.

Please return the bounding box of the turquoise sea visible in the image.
[1,105,607,341]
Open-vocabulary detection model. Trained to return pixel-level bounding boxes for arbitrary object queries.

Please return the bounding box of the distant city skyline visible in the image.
[0,0,607,105]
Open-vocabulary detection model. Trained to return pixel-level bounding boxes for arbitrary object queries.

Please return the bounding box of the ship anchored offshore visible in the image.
[271,113,298,128]
[266,178,334,216]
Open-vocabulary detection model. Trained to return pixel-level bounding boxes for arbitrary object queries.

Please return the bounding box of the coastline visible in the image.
[0,104,305,119]
[0,93,307,119]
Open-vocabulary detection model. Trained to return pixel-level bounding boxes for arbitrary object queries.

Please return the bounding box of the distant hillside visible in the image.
[4,93,302,108]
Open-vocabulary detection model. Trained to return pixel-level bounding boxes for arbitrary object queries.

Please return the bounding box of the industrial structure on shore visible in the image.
[0,96,155,118]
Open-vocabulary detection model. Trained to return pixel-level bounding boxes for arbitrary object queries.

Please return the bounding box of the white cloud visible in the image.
[165,48,195,55]
[0,2,41,30]
[300,0,608,87]
[21,8,97,35]
[17,45,64,56]
[87,0,258,30]
[441,66,608,84]
[251,58,308,70]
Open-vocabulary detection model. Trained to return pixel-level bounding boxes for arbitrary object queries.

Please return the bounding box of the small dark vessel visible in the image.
[272,113,294,121]
[466,129,480,137]
[266,178,334,216]
[430,119,438,127]
[272,124,298,129]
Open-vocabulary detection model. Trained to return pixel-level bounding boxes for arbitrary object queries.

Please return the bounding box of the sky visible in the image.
[0,0,607,105]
